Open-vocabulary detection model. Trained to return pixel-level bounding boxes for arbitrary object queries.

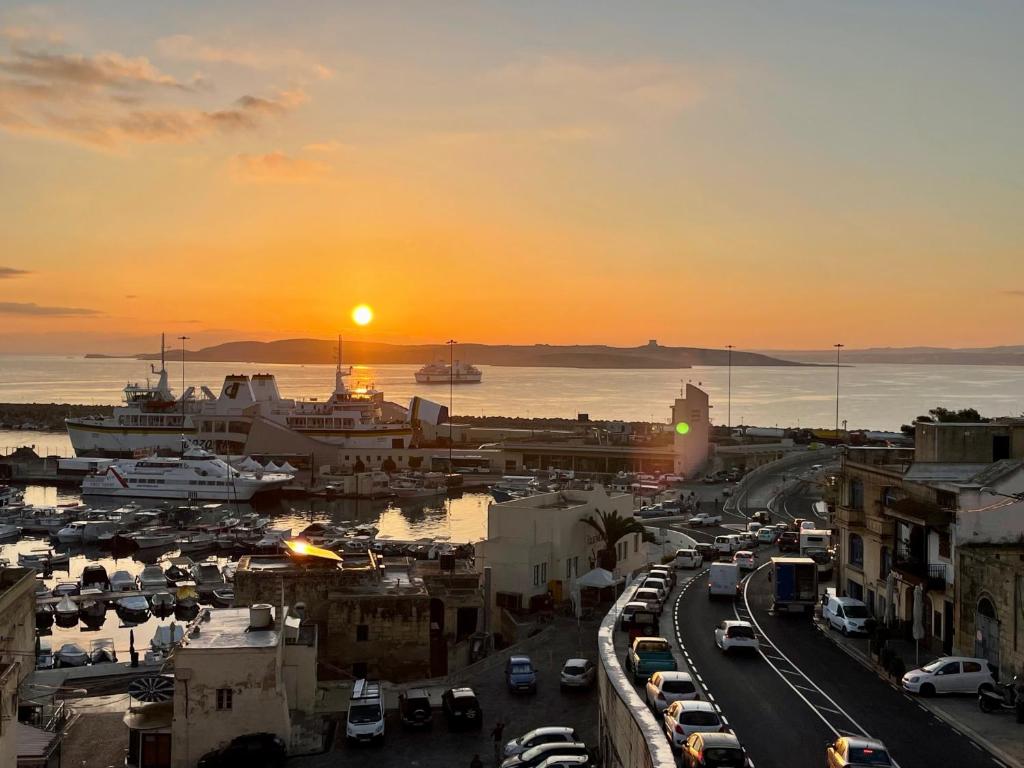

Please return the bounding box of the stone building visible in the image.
[0,567,40,768]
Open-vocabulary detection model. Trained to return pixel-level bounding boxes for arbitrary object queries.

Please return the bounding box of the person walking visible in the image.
[491,719,506,765]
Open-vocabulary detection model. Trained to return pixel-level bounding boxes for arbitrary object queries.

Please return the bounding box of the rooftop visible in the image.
[178,607,282,651]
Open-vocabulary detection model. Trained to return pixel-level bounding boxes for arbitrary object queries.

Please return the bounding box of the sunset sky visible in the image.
[1,2,1022,354]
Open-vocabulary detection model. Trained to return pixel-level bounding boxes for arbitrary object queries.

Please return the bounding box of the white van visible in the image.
[707,562,740,600]
[714,535,741,554]
[674,549,703,569]
[747,522,763,534]
[347,679,385,743]
[823,596,873,636]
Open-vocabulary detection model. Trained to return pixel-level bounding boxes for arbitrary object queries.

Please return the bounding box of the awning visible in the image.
[576,568,615,589]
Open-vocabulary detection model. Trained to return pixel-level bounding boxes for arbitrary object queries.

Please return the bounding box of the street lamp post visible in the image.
[833,343,844,434]
[446,339,456,471]
[726,345,734,431]
[178,335,190,434]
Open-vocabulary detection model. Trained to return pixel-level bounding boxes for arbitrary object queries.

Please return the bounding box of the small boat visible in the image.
[36,638,54,670]
[138,565,167,590]
[0,523,21,541]
[115,594,151,623]
[18,548,70,570]
[174,583,199,620]
[79,589,107,626]
[54,595,80,627]
[174,531,216,553]
[89,638,117,664]
[192,561,224,593]
[164,557,195,585]
[110,570,137,592]
[151,623,185,653]
[56,642,89,667]
[81,564,110,591]
[210,587,234,607]
[52,581,81,597]
[35,603,54,630]
[150,591,176,617]
[55,522,84,543]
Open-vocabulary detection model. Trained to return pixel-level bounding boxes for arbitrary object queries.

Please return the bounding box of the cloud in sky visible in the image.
[0,266,30,278]
[0,301,101,316]
[156,33,333,80]
[230,151,327,184]
[0,42,306,147]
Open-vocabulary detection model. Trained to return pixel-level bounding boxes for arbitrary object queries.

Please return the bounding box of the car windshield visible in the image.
[921,660,945,673]
[848,747,892,765]
[636,641,669,653]
[564,665,587,675]
[511,663,534,674]
[662,680,695,694]
[727,625,755,639]
[844,605,870,619]
[681,711,720,725]
[349,703,381,724]
[702,747,744,766]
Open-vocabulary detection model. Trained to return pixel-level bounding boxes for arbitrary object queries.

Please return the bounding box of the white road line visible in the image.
[991,759,1008,768]
[970,742,983,752]
[778,668,804,677]
[818,706,843,715]
[792,684,817,693]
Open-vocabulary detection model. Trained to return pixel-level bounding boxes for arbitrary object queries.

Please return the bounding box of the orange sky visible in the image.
[1,3,1023,354]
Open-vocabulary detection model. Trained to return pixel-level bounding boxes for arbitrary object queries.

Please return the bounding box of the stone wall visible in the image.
[955,544,1024,678]
[325,591,431,681]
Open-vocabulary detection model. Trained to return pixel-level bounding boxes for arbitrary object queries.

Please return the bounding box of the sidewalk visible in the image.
[814,618,1024,768]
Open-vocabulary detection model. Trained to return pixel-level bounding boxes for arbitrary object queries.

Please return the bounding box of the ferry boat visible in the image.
[66,335,447,457]
[415,360,482,384]
[81,443,291,501]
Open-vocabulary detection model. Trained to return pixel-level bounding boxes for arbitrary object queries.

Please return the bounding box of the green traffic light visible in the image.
[675,422,690,435]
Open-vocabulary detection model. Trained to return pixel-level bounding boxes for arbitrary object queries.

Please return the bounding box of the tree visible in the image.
[579,509,654,571]
[353,458,366,473]
[382,457,397,473]
[901,406,990,435]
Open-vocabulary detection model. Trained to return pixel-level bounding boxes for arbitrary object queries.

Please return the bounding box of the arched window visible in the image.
[978,596,997,619]
[848,533,864,567]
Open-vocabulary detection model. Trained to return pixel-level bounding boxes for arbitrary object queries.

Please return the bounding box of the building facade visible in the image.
[0,567,39,768]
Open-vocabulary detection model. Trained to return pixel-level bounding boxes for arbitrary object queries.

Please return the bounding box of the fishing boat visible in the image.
[79,589,108,626]
[150,591,176,617]
[210,587,234,607]
[18,548,70,570]
[164,557,195,585]
[174,531,216,553]
[174,583,199,620]
[192,560,224,594]
[35,603,54,630]
[56,642,89,667]
[131,529,177,550]
[89,638,117,664]
[56,519,119,544]
[151,623,185,653]
[138,565,167,590]
[115,594,151,623]
[110,570,137,592]
[81,564,110,591]
[54,595,80,627]
[389,473,447,499]
[0,523,21,541]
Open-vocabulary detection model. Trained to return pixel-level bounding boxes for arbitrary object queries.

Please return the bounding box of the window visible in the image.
[879,546,891,580]
[846,580,864,601]
[938,531,951,559]
[533,565,540,586]
[356,624,369,642]
[849,478,864,511]
[566,559,572,578]
[540,562,547,583]
[634,534,639,553]
[848,534,864,567]
[573,556,578,576]
[963,661,982,673]
[352,662,368,679]
[495,592,522,611]
[216,688,233,710]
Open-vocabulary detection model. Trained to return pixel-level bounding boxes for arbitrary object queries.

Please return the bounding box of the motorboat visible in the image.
[131,529,177,550]
[54,595,80,627]
[151,623,185,653]
[138,565,167,590]
[35,603,54,630]
[210,587,234,607]
[57,519,119,544]
[79,589,107,626]
[389,473,447,499]
[110,570,137,592]
[164,557,196,585]
[115,594,151,623]
[174,583,199,619]
[192,561,224,594]
[52,581,81,597]
[174,531,216,553]
[18,548,70,571]
[81,564,110,591]
[89,638,117,664]
[150,591,176,617]
[56,642,89,667]
[0,523,21,541]
[36,638,54,670]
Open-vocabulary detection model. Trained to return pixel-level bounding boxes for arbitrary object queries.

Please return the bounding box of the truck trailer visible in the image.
[770,556,818,614]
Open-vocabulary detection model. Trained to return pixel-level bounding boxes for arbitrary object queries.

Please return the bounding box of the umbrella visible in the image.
[884,570,896,627]
[912,583,925,665]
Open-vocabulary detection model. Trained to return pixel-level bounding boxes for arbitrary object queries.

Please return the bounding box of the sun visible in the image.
[352,305,373,326]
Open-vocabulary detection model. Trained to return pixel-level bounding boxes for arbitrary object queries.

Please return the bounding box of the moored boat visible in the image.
[0,523,21,541]
[138,565,167,590]
[150,591,176,617]
[81,564,110,591]
[151,623,185,653]
[210,587,234,607]
[56,642,89,667]
[35,603,54,630]
[89,638,117,664]
[174,531,216,552]
[115,594,151,623]
[110,570,137,592]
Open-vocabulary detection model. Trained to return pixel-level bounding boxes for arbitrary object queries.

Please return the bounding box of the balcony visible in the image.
[834,504,865,528]
[893,555,948,592]
[865,515,893,538]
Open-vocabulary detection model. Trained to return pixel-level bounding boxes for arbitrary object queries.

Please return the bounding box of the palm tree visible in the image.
[580,509,653,571]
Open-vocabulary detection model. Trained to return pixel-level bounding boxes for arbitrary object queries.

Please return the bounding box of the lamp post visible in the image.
[446,339,456,471]
[178,335,190,432]
[833,343,844,434]
[726,345,734,431]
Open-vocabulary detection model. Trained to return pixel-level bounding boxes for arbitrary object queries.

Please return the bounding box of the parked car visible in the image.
[534,757,592,768]
[733,551,756,571]
[825,736,893,767]
[674,549,703,569]
[619,601,658,634]
[624,636,677,684]
[648,565,676,587]
[505,655,538,693]
[398,687,433,729]
[901,657,996,697]
[714,621,759,654]
[504,726,581,759]
[500,742,589,768]
[689,512,722,527]
[823,596,874,636]
[197,733,287,768]
[441,687,483,730]
[645,671,699,712]
[640,577,669,602]
[681,732,748,767]
[632,587,664,614]
[693,543,718,563]
[560,659,596,690]
[663,701,724,748]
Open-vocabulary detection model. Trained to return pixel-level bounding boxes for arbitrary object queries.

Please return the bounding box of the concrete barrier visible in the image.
[596,578,675,768]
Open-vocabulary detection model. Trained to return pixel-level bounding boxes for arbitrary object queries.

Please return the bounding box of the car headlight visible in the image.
[374,723,384,735]
[907,676,918,684]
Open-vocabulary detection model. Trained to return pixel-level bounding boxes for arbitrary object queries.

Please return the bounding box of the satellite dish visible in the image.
[128,675,174,702]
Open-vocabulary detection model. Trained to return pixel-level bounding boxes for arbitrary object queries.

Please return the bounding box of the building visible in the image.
[474,487,654,622]
[671,383,710,478]
[233,551,481,680]
[914,419,1024,463]
[0,567,40,768]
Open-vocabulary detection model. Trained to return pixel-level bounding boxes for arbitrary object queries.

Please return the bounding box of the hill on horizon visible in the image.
[758,345,1024,366]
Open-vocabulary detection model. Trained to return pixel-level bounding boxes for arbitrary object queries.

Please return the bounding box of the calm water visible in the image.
[2,355,1023,433]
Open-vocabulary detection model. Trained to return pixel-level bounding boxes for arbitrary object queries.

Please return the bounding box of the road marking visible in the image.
[792,683,817,693]
[818,706,843,715]
[991,759,1008,768]
[778,668,803,677]
[970,742,982,752]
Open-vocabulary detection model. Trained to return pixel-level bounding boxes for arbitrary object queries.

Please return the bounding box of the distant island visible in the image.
[757,345,1024,366]
[88,339,806,369]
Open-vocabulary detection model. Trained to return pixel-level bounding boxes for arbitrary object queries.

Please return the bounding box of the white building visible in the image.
[672,383,710,478]
[474,488,654,617]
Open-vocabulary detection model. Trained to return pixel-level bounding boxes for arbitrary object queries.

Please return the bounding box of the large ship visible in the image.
[415,360,482,384]
[81,443,292,500]
[66,336,447,457]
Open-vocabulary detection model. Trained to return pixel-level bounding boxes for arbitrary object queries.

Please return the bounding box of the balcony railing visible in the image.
[893,557,948,592]
[834,505,865,527]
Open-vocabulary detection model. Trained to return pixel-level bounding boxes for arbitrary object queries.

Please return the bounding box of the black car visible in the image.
[693,543,718,563]
[441,687,482,730]
[399,687,433,729]
[197,733,287,768]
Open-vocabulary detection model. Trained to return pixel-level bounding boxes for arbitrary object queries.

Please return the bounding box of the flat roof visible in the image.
[179,607,281,650]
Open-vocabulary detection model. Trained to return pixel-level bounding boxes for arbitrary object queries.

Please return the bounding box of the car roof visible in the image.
[523,726,576,738]
[448,687,476,697]
[623,601,647,609]
[675,700,716,712]
[405,687,429,698]
[722,620,752,628]
[564,658,589,666]
[842,737,888,751]
[655,671,693,681]
[536,757,590,768]
[522,742,587,758]
[833,596,866,606]
[509,655,532,663]
[696,732,741,746]
[735,550,754,556]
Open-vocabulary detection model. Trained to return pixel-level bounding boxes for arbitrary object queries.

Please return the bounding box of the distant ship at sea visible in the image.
[415,360,482,384]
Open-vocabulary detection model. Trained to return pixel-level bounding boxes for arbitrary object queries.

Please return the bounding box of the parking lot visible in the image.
[293,615,600,768]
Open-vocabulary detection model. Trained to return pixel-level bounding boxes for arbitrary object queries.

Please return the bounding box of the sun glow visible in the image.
[352,305,373,326]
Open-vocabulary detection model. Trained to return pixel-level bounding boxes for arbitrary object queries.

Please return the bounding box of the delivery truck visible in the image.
[770,556,818,614]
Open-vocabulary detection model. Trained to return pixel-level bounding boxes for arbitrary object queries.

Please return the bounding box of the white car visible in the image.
[648,566,676,588]
[689,512,722,527]
[641,577,669,601]
[733,551,756,571]
[645,671,699,712]
[504,726,581,758]
[714,534,742,554]
[800,520,816,530]
[902,657,996,697]
[674,549,703,569]
[714,620,759,654]
[559,659,596,689]
[823,596,873,636]
[663,700,723,748]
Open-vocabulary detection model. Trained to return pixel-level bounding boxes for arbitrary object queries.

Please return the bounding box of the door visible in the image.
[975,609,1000,679]
[935,660,961,693]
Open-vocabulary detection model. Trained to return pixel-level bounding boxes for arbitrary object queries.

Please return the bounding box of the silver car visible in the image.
[559,658,596,690]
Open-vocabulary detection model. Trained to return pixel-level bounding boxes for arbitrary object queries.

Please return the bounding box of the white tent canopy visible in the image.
[264,461,281,472]
[577,568,615,589]
[279,461,298,474]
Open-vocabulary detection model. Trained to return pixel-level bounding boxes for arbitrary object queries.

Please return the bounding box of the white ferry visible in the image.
[81,443,292,501]
[415,360,482,384]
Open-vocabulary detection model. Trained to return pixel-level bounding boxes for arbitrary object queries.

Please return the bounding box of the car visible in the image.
[648,565,676,587]
[619,601,651,630]
[800,520,816,531]
[714,534,741,554]
[504,726,581,758]
[901,656,996,697]
[693,543,718,563]
[681,731,748,767]
[702,475,717,484]
[632,587,664,613]
[534,757,592,768]
[197,733,287,768]
[707,562,740,599]
[640,577,669,602]
[346,679,385,744]
[397,687,433,729]
[689,512,722,527]
[737,531,758,549]
[505,655,538,693]
[674,548,703,569]
[663,700,724,749]
[559,658,596,690]
[733,551,756,571]
[825,736,893,767]
[778,531,800,552]
[500,741,590,768]
[757,527,778,544]
[441,687,482,730]
[746,521,762,534]
[823,596,874,636]
[714,620,759,653]
[645,671,699,712]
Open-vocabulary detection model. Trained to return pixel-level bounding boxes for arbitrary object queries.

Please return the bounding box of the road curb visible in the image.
[814,622,1023,768]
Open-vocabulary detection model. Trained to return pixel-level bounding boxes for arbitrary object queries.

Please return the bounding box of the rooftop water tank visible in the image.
[249,604,273,630]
